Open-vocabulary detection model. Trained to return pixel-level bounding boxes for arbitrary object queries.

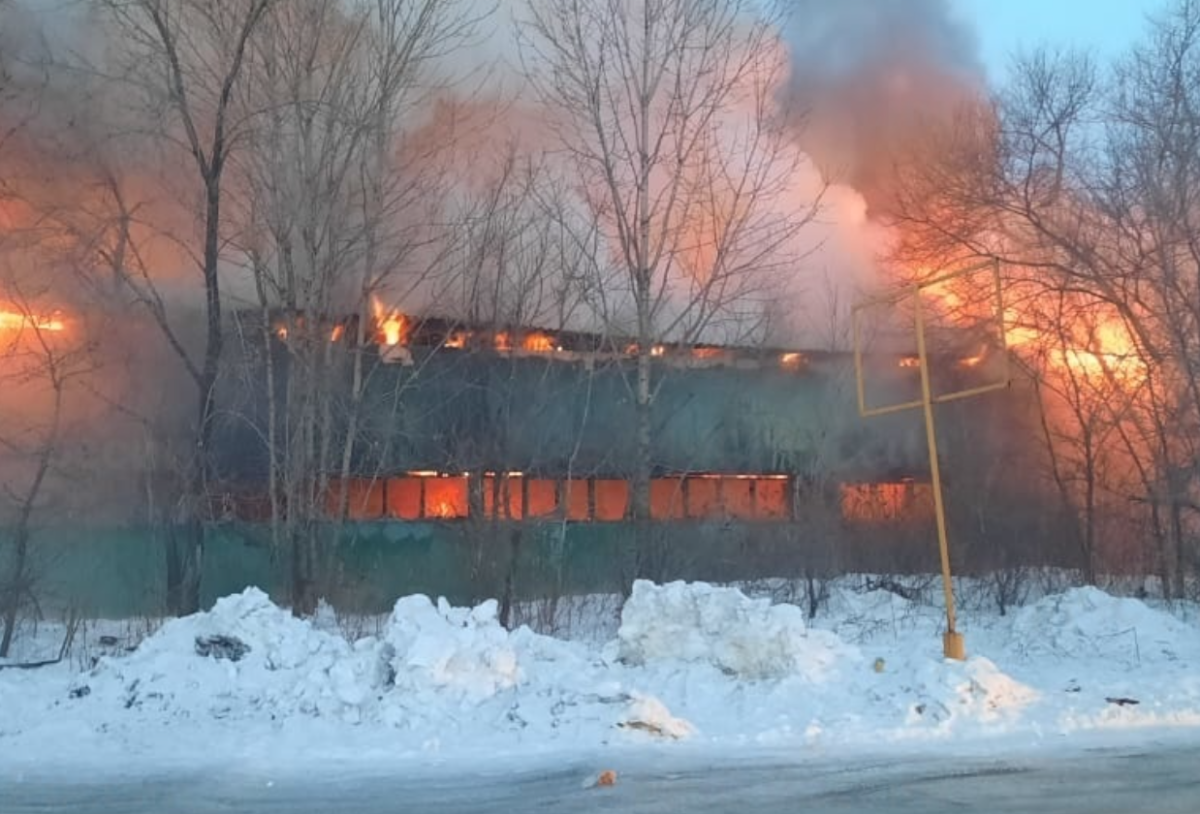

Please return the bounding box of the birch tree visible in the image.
[234,0,483,612]
[520,0,822,580]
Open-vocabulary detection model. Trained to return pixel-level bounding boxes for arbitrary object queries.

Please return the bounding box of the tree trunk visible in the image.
[1,378,64,655]
[169,178,225,616]
[632,342,653,585]
[0,527,30,658]
[498,527,522,630]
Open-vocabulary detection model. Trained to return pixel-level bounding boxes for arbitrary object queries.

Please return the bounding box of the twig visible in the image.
[0,656,61,670]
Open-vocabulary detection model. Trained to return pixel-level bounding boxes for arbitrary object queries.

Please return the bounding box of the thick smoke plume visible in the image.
[783,0,983,217]
[0,0,989,344]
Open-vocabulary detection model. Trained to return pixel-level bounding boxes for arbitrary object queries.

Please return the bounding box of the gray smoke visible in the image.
[783,0,984,216]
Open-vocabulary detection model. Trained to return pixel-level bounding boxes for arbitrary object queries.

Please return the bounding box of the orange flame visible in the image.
[494,331,512,352]
[445,331,469,349]
[898,356,920,368]
[0,310,65,333]
[913,267,1146,387]
[370,296,408,347]
[522,331,556,352]
[959,350,985,367]
[780,352,804,370]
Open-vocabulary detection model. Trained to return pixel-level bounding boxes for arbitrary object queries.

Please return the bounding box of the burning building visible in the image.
[193,305,1062,609]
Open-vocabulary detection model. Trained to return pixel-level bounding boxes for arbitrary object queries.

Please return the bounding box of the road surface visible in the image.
[3,743,1198,813]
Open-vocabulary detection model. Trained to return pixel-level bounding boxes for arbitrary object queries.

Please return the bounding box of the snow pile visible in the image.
[2,579,1199,772]
[1007,587,1199,665]
[897,656,1040,732]
[84,588,388,722]
[618,693,696,740]
[617,580,858,681]
[384,596,521,701]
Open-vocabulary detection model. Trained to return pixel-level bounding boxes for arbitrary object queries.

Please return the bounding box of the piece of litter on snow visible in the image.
[583,769,618,789]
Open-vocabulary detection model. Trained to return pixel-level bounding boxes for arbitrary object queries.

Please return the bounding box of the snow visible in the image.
[1,577,1199,777]
[617,580,856,681]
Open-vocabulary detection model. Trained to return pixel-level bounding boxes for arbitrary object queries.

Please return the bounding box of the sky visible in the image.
[955,0,1164,85]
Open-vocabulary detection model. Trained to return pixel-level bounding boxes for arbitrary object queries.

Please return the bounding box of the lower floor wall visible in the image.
[10,515,1087,618]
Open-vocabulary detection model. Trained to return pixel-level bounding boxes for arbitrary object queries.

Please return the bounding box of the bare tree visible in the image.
[520,0,822,580]
[890,2,1200,595]
[92,0,273,614]
[0,274,96,656]
[229,0,485,612]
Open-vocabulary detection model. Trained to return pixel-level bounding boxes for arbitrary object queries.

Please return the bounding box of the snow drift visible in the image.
[617,580,858,681]
[1,579,1198,773]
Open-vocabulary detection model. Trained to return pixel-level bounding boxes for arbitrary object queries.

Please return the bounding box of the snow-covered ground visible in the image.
[1,578,1198,777]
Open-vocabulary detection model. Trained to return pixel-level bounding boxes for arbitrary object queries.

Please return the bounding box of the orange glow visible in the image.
[445,331,469,349]
[686,477,720,518]
[522,331,556,352]
[780,352,805,370]
[959,350,985,367]
[370,296,409,347]
[423,476,468,519]
[756,478,789,520]
[840,480,933,523]
[564,479,590,521]
[912,266,1147,387]
[526,479,557,517]
[494,331,512,352]
[692,347,723,360]
[0,310,65,333]
[651,345,666,357]
[330,324,345,342]
[324,477,385,520]
[650,478,685,520]
[387,477,423,520]
[594,479,629,521]
[899,356,920,368]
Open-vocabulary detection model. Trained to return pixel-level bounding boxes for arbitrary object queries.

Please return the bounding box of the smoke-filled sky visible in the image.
[0,0,1171,347]
[958,0,1159,85]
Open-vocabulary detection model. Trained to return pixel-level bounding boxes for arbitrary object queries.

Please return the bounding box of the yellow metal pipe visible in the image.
[913,287,965,660]
[853,307,869,417]
[861,398,925,418]
[861,379,1009,418]
[933,381,1010,404]
[851,257,1012,659]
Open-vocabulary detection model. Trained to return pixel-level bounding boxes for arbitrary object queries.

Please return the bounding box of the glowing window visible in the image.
[756,478,789,520]
[650,478,684,520]
[840,480,933,523]
[722,478,754,519]
[386,477,423,520]
[526,479,558,518]
[563,479,590,521]
[424,477,469,519]
[594,479,629,521]
[686,477,721,518]
[483,475,524,520]
[325,477,384,520]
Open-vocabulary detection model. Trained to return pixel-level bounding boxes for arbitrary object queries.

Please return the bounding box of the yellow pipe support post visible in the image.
[913,287,964,660]
[851,258,1009,661]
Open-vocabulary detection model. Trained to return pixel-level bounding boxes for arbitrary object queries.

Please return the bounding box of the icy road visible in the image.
[4,745,1199,814]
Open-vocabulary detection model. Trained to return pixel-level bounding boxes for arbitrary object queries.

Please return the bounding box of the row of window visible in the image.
[312,475,934,524]
[323,474,792,522]
[217,475,934,524]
